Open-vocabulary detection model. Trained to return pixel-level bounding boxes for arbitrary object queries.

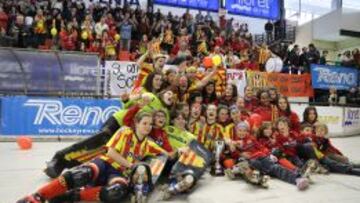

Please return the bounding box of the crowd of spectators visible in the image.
[0,0,359,105]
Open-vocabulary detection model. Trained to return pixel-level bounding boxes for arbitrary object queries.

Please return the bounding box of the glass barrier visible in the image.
[0,48,100,96]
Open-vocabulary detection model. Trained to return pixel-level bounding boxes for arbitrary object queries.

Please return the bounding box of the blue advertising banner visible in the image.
[154,0,219,12]
[225,0,280,20]
[311,64,359,90]
[0,96,121,136]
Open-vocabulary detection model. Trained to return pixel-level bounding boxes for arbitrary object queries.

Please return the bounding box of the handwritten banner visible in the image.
[246,71,313,97]
[104,61,314,97]
[226,69,247,97]
[268,73,314,97]
[104,61,139,96]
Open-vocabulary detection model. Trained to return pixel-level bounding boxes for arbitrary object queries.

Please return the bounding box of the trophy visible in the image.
[212,140,225,176]
[131,165,149,203]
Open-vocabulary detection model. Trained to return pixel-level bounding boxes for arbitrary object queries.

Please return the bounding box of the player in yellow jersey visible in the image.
[197,104,222,151]
[18,112,166,203]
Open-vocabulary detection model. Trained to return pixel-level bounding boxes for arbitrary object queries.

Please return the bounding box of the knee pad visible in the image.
[62,165,95,189]
[99,183,128,203]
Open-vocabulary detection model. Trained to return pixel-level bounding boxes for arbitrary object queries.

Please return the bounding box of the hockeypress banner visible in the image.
[0,96,121,136]
[311,64,359,90]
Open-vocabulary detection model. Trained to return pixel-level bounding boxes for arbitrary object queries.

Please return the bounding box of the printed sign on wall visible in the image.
[311,64,359,90]
[344,107,360,134]
[225,0,280,19]
[0,96,121,136]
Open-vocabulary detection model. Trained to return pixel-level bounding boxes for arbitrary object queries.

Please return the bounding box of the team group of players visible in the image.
[18,50,360,203]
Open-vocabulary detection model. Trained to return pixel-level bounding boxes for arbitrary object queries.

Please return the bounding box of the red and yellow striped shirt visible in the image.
[197,122,222,150]
[100,127,166,172]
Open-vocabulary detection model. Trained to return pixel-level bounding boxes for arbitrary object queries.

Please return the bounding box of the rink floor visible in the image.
[2,136,360,203]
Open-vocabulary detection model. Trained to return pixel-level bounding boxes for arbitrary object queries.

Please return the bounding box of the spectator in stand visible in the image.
[225,18,234,38]
[177,41,192,58]
[219,15,226,31]
[95,16,108,39]
[335,53,342,66]
[264,20,273,44]
[257,43,271,71]
[237,53,250,70]
[299,47,309,73]
[195,10,204,23]
[320,50,329,65]
[162,22,174,54]
[341,50,354,67]
[288,45,301,73]
[137,34,149,56]
[225,50,240,69]
[33,8,47,47]
[248,54,260,71]
[346,87,359,105]
[328,87,338,106]
[59,22,78,51]
[307,43,320,65]
[265,52,283,73]
[352,48,360,68]
[205,11,212,22]
[119,15,133,51]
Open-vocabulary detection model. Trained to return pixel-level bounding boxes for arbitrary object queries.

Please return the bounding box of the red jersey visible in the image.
[150,128,174,153]
[311,136,342,156]
[279,111,301,132]
[274,131,300,157]
[232,134,270,159]
[244,97,258,112]
[253,105,273,122]
[257,136,277,150]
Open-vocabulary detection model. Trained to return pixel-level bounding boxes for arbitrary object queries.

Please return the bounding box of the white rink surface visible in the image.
[1,136,360,203]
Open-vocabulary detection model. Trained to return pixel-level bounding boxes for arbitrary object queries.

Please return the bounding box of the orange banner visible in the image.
[267,73,314,97]
[245,71,313,97]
